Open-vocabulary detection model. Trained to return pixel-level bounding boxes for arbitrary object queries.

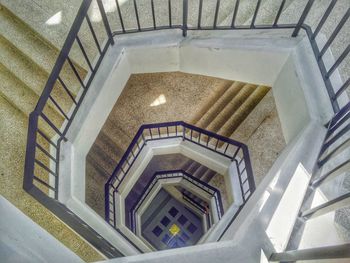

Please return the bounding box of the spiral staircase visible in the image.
[0,0,349,262]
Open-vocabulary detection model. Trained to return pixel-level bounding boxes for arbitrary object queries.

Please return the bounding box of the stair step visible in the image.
[218,85,270,137]
[0,63,62,125]
[95,131,123,168]
[86,155,110,179]
[101,121,132,160]
[183,189,206,207]
[201,170,217,183]
[206,83,257,133]
[88,143,117,177]
[230,90,274,143]
[195,81,245,129]
[193,165,209,179]
[182,159,195,171]
[0,5,84,95]
[186,162,201,175]
[191,80,233,125]
[0,35,74,118]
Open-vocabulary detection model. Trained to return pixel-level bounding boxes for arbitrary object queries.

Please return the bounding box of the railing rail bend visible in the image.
[128,169,222,233]
[23,0,349,258]
[104,121,255,229]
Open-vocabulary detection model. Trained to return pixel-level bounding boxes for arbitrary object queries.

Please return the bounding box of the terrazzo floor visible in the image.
[86,72,286,217]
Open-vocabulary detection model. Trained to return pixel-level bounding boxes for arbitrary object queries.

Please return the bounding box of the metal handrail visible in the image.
[183,193,212,230]
[104,121,255,228]
[278,101,350,261]
[128,169,223,233]
[22,0,349,257]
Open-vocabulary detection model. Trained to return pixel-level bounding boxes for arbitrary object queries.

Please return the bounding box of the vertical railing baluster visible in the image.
[75,36,93,71]
[49,95,70,120]
[168,0,172,27]
[198,0,203,29]
[96,0,115,44]
[318,9,350,58]
[151,0,156,29]
[291,0,315,37]
[183,0,188,36]
[133,0,141,31]
[311,0,337,40]
[231,0,240,28]
[251,0,262,29]
[57,77,77,105]
[67,57,85,89]
[326,45,350,78]
[213,0,221,28]
[85,15,102,54]
[273,0,286,26]
[334,78,350,100]
[115,0,126,33]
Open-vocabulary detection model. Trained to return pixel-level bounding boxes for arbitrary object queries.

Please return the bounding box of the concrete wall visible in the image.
[57,30,335,256]
[0,196,83,263]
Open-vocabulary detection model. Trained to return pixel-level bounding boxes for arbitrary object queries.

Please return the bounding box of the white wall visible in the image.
[57,30,334,256]
[0,196,84,263]
[272,55,310,143]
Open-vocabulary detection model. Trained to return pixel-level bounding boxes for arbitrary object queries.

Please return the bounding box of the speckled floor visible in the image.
[86,72,286,218]
[86,72,232,217]
[0,97,102,262]
[124,154,229,220]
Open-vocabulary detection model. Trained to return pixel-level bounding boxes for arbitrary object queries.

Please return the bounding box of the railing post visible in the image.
[104,183,110,222]
[182,0,188,37]
[291,0,315,37]
[96,0,115,45]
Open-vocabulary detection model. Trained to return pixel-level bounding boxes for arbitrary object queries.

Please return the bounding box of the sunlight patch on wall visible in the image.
[46,11,62,25]
[150,94,167,107]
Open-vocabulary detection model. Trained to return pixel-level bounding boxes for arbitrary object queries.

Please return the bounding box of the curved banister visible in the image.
[104,121,255,229]
[21,0,349,257]
[128,169,223,233]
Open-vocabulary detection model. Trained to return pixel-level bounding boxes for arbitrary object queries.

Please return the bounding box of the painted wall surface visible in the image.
[57,30,333,256]
[272,55,310,143]
[0,196,83,263]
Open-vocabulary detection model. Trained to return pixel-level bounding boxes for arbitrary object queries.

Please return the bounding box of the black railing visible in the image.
[128,169,222,233]
[23,0,349,257]
[183,192,212,230]
[275,101,350,261]
[23,0,121,258]
[104,121,255,228]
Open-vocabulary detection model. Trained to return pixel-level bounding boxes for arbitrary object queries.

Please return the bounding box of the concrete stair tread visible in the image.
[205,83,257,133]
[100,121,132,157]
[201,170,217,183]
[0,63,62,127]
[217,85,270,137]
[192,165,209,179]
[195,81,245,129]
[88,143,117,177]
[191,80,233,125]
[186,162,201,175]
[0,63,40,117]
[0,5,84,95]
[181,159,194,171]
[86,155,110,179]
[0,34,74,117]
[94,131,123,167]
